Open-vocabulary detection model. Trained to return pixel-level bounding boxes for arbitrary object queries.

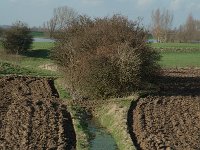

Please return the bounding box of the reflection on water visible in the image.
[88,119,118,150]
[33,38,54,42]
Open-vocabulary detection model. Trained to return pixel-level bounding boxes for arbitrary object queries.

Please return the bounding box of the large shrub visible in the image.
[1,21,33,54]
[52,15,160,100]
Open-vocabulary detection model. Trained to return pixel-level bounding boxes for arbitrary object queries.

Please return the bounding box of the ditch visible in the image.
[88,118,118,150]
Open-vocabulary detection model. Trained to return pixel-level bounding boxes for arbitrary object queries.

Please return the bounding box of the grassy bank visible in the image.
[55,79,91,150]
[68,106,90,150]
[94,98,136,150]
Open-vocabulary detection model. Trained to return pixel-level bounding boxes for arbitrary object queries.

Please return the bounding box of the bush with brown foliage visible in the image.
[52,15,160,100]
[1,21,33,54]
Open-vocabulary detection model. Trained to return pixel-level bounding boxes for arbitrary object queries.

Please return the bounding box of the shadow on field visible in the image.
[127,99,142,150]
[23,49,50,59]
[127,68,200,149]
[156,75,200,96]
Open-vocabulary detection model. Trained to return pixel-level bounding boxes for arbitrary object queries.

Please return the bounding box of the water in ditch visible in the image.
[88,119,118,150]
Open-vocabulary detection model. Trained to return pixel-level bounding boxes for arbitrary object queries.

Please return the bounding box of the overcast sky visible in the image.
[1,0,200,28]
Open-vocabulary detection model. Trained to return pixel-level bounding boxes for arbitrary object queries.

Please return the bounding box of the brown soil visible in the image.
[0,76,76,150]
[131,68,200,150]
[157,68,200,96]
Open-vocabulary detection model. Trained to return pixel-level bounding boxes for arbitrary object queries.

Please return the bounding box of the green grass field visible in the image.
[151,42,200,49]
[160,51,200,68]
[32,42,54,49]
[150,43,200,67]
[0,42,57,76]
[1,42,200,77]
[30,31,46,38]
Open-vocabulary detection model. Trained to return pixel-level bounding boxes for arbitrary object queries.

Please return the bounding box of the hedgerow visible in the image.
[52,15,160,100]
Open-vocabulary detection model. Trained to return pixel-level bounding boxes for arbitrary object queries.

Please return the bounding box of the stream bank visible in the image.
[55,79,136,150]
[94,98,136,150]
[88,118,118,150]
[64,98,137,150]
[68,105,119,150]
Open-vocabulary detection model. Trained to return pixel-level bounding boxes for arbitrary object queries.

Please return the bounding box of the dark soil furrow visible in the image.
[131,68,200,150]
[0,76,76,150]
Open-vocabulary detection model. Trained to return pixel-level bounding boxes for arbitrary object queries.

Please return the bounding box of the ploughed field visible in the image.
[132,68,200,150]
[0,76,76,150]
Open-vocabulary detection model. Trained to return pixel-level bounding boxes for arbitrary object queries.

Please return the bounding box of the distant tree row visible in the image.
[151,8,200,43]
[175,14,200,42]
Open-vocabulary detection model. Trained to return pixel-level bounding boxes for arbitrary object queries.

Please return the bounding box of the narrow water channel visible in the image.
[88,119,118,150]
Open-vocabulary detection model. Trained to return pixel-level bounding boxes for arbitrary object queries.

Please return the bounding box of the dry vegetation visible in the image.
[52,15,160,100]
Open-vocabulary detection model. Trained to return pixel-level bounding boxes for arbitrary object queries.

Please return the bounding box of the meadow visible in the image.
[30,31,46,38]
[160,51,200,67]
[150,42,200,68]
[1,41,200,77]
[0,42,57,76]
[151,42,200,49]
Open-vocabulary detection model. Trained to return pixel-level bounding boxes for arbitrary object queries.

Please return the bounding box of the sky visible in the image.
[1,0,200,28]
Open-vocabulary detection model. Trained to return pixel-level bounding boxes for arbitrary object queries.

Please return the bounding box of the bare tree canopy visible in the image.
[175,14,200,42]
[185,14,197,41]
[43,6,78,38]
[151,8,173,42]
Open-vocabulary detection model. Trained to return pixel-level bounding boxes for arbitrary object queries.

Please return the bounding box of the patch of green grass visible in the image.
[23,49,50,59]
[31,42,54,50]
[160,51,200,68]
[54,79,71,99]
[151,43,200,49]
[0,62,34,75]
[23,42,54,59]
[30,31,46,38]
[0,61,56,77]
[0,42,58,77]
[68,106,90,150]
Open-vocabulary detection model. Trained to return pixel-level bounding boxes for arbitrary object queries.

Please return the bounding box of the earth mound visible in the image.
[0,76,76,150]
[131,68,200,150]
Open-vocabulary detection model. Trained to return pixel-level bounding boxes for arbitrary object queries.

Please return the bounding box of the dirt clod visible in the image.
[0,76,76,150]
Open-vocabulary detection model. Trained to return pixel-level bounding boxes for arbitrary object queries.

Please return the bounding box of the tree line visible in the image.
[151,8,200,43]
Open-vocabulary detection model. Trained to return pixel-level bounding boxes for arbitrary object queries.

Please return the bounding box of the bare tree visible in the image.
[151,8,173,42]
[161,9,173,42]
[43,17,57,38]
[43,6,78,38]
[175,14,200,42]
[185,14,196,42]
[53,6,78,29]
[175,25,187,42]
[151,9,161,42]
